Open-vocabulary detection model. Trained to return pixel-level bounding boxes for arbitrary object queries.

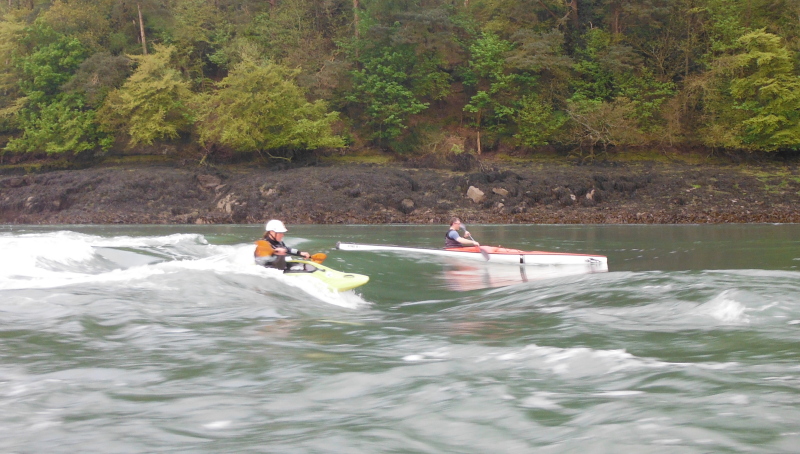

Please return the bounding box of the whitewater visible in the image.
[1,224,799,453]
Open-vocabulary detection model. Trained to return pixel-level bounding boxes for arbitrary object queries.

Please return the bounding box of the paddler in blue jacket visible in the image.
[255,219,310,269]
[445,217,480,248]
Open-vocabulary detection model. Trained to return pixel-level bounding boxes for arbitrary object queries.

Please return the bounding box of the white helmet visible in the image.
[265,219,287,233]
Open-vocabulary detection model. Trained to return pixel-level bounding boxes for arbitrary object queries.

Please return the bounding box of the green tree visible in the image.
[342,1,458,151]
[506,29,573,101]
[462,31,517,153]
[17,23,88,100]
[4,23,110,154]
[5,93,110,154]
[40,0,113,51]
[162,0,223,85]
[347,48,429,146]
[568,28,674,142]
[468,0,567,35]
[701,0,800,52]
[63,52,133,108]
[242,0,350,79]
[0,11,26,134]
[99,45,195,146]
[569,28,634,103]
[514,94,567,147]
[702,30,800,151]
[196,58,344,156]
[565,97,645,157]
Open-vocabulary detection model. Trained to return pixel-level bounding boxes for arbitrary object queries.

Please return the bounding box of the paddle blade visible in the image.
[310,253,327,264]
[461,226,490,261]
[254,240,274,257]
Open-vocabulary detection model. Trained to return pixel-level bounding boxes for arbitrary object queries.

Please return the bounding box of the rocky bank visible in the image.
[1,158,799,225]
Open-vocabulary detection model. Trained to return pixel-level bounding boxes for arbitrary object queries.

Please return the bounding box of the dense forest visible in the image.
[1,0,799,163]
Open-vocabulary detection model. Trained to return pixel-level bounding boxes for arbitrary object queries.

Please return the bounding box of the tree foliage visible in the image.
[702,30,800,151]
[347,47,430,145]
[99,45,194,146]
[462,31,518,151]
[5,93,110,154]
[196,58,344,155]
[4,22,111,154]
[0,11,26,132]
[2,0,800,158]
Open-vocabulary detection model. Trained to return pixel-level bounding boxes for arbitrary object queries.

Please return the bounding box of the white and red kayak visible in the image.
[336,242,608,267]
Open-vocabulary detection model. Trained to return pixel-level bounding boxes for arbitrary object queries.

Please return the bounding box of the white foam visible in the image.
[402,343,658,376]
[520,394,563,410]
[498,344,647,376]
[0,231,208,278]
[491,343,740,377]
[691,290,749,324]
[0,232,369,308]
[0,231,96,275]
[203,420,231,429]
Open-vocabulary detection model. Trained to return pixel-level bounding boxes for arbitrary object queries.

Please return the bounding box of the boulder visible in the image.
[197,174,221,189]
[492,187,509,197]
[467,186,485,203]
[259,184,278,198]
[399,198,415,214]
[3,177,28,188]
[216,193,237,213]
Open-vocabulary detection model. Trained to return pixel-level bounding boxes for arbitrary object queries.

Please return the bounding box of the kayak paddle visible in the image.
[461,224,490,261]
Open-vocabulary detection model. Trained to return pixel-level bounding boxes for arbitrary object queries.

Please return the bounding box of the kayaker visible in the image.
[445,217,480,248]
[255,219,310,270]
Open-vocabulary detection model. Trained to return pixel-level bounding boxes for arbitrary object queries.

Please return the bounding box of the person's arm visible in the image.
[268,239,294,256]
[285,245,310,258]
[452,230,480,246]
[457,236,479,247]
[449,230,478,247]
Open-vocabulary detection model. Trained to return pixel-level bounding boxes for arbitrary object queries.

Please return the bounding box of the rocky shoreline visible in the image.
[1,158,799,225]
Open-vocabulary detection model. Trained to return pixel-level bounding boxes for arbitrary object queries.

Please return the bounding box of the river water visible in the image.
[1,224,799,453]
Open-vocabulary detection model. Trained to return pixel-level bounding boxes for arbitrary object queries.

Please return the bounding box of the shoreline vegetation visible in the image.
[2,1,800,225]
[2,2,800,165]
[2,151,799,225]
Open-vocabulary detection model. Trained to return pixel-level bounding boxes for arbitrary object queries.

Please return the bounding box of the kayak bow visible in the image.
[284,259,370,292]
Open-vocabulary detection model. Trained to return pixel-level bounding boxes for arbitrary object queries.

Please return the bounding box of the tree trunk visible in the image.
[745,0,752,27]
[476,110,482,155]
[685,20,691,79]
[566,0,579,29]
[538,0,560,21]
[353,0,359,39]
[612,3,621,35]
[137,3,148,55]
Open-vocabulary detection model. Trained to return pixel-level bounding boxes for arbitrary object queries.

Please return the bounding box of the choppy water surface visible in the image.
[1,224,799,453]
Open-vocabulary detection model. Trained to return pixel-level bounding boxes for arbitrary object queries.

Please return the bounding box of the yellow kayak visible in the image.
[284,259,369,292]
